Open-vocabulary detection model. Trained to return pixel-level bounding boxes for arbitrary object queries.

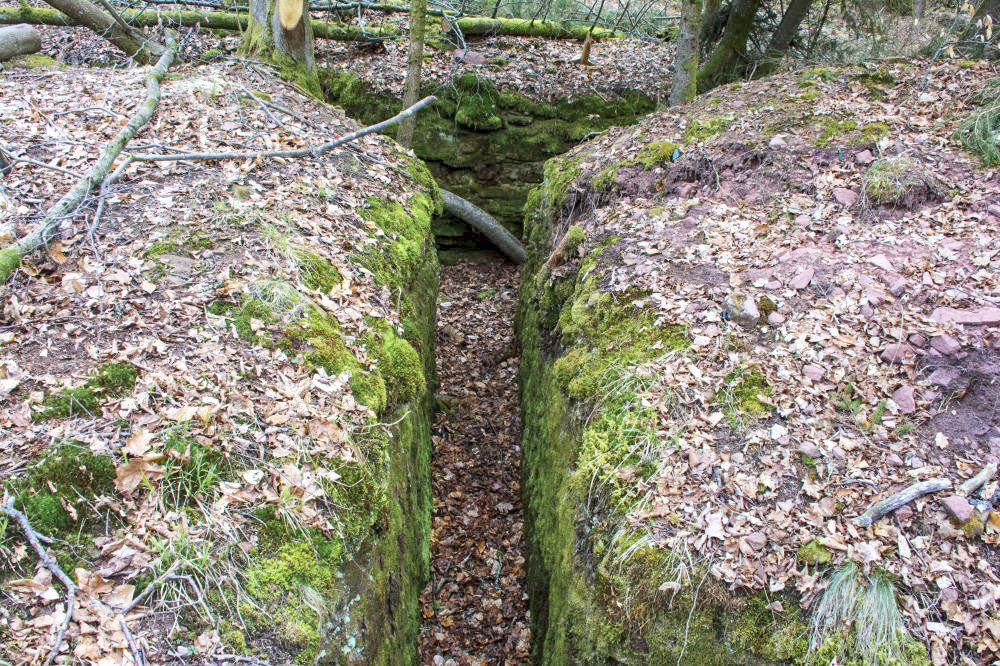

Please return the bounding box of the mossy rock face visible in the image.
[320,68,655,238]
[516,160,814,663]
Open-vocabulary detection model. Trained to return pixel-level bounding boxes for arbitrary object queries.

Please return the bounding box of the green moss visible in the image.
[7,442,115,537]
[355,193,435,291]
[144,238,179,259]
[295,249,341,293]
[32,362,137,421]
[716,366,773,426]
[797,539,833,566]
[683,114,732,142]
[797,66,839,87]
[8,53,57,68]
[814,115,857,147]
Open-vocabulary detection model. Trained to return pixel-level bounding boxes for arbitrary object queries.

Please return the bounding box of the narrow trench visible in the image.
[417,255,530,665]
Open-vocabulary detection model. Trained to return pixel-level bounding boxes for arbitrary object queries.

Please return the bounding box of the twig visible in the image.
[0,500,76,666]
[124,560,180,613]
[87,155,134,250]
[128,95,437,162]
[120,617,146,666]
[960,462,997,497]
[851,478,952,528]
[0,145,82,179]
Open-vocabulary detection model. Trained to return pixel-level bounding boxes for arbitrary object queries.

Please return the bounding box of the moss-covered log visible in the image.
[0,5,402,40]
[452,17,620,39]
[0,5,618,40]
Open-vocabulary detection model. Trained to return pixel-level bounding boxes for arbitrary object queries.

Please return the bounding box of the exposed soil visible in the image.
[418,257,530,665]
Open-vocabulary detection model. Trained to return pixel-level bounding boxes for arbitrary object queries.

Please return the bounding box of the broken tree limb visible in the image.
[0,24,41,61]
[1,500,77,665]
[43,0,165,62]
[0,42,176,284]
[440,189,526,263]
[851,477,952,528]
[960,462,997,496]
[128,94,436,161]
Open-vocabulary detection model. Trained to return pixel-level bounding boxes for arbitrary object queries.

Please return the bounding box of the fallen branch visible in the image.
[851,477,952,528]
[128,95,436,162]
[1,500,76,666]
[440,188,526,263]
[0,42,176,283]
[960,462,997,496]
[0,23,41,61]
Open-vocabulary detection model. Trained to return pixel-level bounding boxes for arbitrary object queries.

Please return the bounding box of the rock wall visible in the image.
[321,69,654,248]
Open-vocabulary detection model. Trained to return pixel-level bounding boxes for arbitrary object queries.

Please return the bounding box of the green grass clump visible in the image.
[955,77,1000,166]
[808,564,928,666]
[159,426,226,508]
[33,362,137,421]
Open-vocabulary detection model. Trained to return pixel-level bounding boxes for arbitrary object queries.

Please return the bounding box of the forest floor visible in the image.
[418,257,530,665]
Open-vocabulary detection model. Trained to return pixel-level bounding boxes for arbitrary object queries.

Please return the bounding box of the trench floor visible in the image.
[418,257,530,665]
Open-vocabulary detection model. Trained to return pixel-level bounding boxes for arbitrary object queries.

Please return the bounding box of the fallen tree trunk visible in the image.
[43,0,164,62]
[440,189,525,263]
[0,43,176,283]
[0,24,41,61]
[0,5,617,41]
[452,17,620,39]
[0,5,401,40]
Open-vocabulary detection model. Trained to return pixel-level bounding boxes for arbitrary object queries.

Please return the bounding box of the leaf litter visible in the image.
[418,258,529,665]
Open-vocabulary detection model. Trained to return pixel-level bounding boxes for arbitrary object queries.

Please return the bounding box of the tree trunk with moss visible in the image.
[754,0,812,78]
[670,0,701,105]
[240,0,320,96]
[396,0,426,148]
[697,0,758,92]
[44,0,163,63]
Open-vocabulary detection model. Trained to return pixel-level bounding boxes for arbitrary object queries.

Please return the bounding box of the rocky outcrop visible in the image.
[322,70,655,248]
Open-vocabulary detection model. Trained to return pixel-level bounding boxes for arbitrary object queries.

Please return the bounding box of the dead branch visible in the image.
[0,42,176,284]
[0,500,76,665]
[440,188,526,263]
[851,477,952,528]
[960,462,997,496]
[128,94,436,162]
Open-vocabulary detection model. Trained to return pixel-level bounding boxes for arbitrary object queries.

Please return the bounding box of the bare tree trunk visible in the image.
[0,24,40,60]
[240,0,320,95]
[43,0,163,63]
[440,190,525,263]
[396,0,427,148]
[670,0,702,105]
[754,0,812,77]
[697,0,759,91]
[0,44,177,283]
